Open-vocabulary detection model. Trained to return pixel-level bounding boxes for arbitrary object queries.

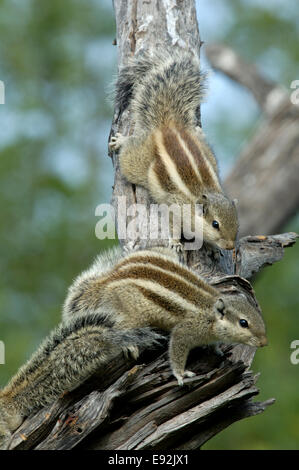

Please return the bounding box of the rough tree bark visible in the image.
[7,0,298,450]
[206,44,299,237]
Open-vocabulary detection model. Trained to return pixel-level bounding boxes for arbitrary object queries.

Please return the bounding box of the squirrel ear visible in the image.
[232,198,238,206]
[199,194,208,214]
[215,298,225,316]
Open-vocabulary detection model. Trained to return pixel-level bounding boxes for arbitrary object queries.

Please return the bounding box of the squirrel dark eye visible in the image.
[212,220,219,229]
[239,319,249,328]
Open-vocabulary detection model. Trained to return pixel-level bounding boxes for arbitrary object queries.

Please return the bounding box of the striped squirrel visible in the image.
[0,246,267,448]
[62,246,267,382]
[109,50,239,251]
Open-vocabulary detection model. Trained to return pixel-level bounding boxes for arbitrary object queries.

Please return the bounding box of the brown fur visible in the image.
[0,246,267,448]
[0,313,161,449]
[64,247,267,383]
[110,51,239,250]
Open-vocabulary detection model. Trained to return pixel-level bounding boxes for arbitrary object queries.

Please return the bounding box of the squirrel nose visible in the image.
[260,336,268,347]
[224,241,235,250]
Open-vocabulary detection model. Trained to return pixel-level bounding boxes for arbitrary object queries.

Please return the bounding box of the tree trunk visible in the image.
[7,0,298,450]
[205,43,299,237]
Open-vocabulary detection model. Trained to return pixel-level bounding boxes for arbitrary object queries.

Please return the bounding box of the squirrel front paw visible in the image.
[123,240,139,255]
[173,370,196,386]
[168,239,186,263]
[169,239,183,253]
[109,132,126,151]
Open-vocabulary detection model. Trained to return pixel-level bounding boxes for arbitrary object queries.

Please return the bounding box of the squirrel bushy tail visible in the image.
[115,50,206,130]
[0,313,162,447]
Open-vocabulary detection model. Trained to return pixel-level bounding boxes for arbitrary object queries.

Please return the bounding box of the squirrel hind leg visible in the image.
[116,133,156,188]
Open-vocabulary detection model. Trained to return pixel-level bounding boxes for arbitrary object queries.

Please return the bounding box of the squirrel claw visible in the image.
[109,132,126,151]
[123,240,139,255]
[169,239,183,253]
[174,374,185,386]
[184,370,196,378]
[123,345,140,361]
[174,369,195,386]
[213,343,225,357]
[169,240,186,263]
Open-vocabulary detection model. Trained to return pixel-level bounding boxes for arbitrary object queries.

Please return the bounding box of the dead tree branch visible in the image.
[206,43,299,237]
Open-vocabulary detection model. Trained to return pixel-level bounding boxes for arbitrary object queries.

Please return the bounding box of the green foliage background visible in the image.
[0,0,298,449]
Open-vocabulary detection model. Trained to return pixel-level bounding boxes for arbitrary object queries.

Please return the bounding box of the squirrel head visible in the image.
[199,193,239,250]
[211,291,267,348]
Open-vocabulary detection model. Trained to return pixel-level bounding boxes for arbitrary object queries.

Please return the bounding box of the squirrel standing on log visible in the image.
[0,246,267,448]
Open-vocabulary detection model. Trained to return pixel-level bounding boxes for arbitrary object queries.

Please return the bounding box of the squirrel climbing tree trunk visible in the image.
[7,0,298,450]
